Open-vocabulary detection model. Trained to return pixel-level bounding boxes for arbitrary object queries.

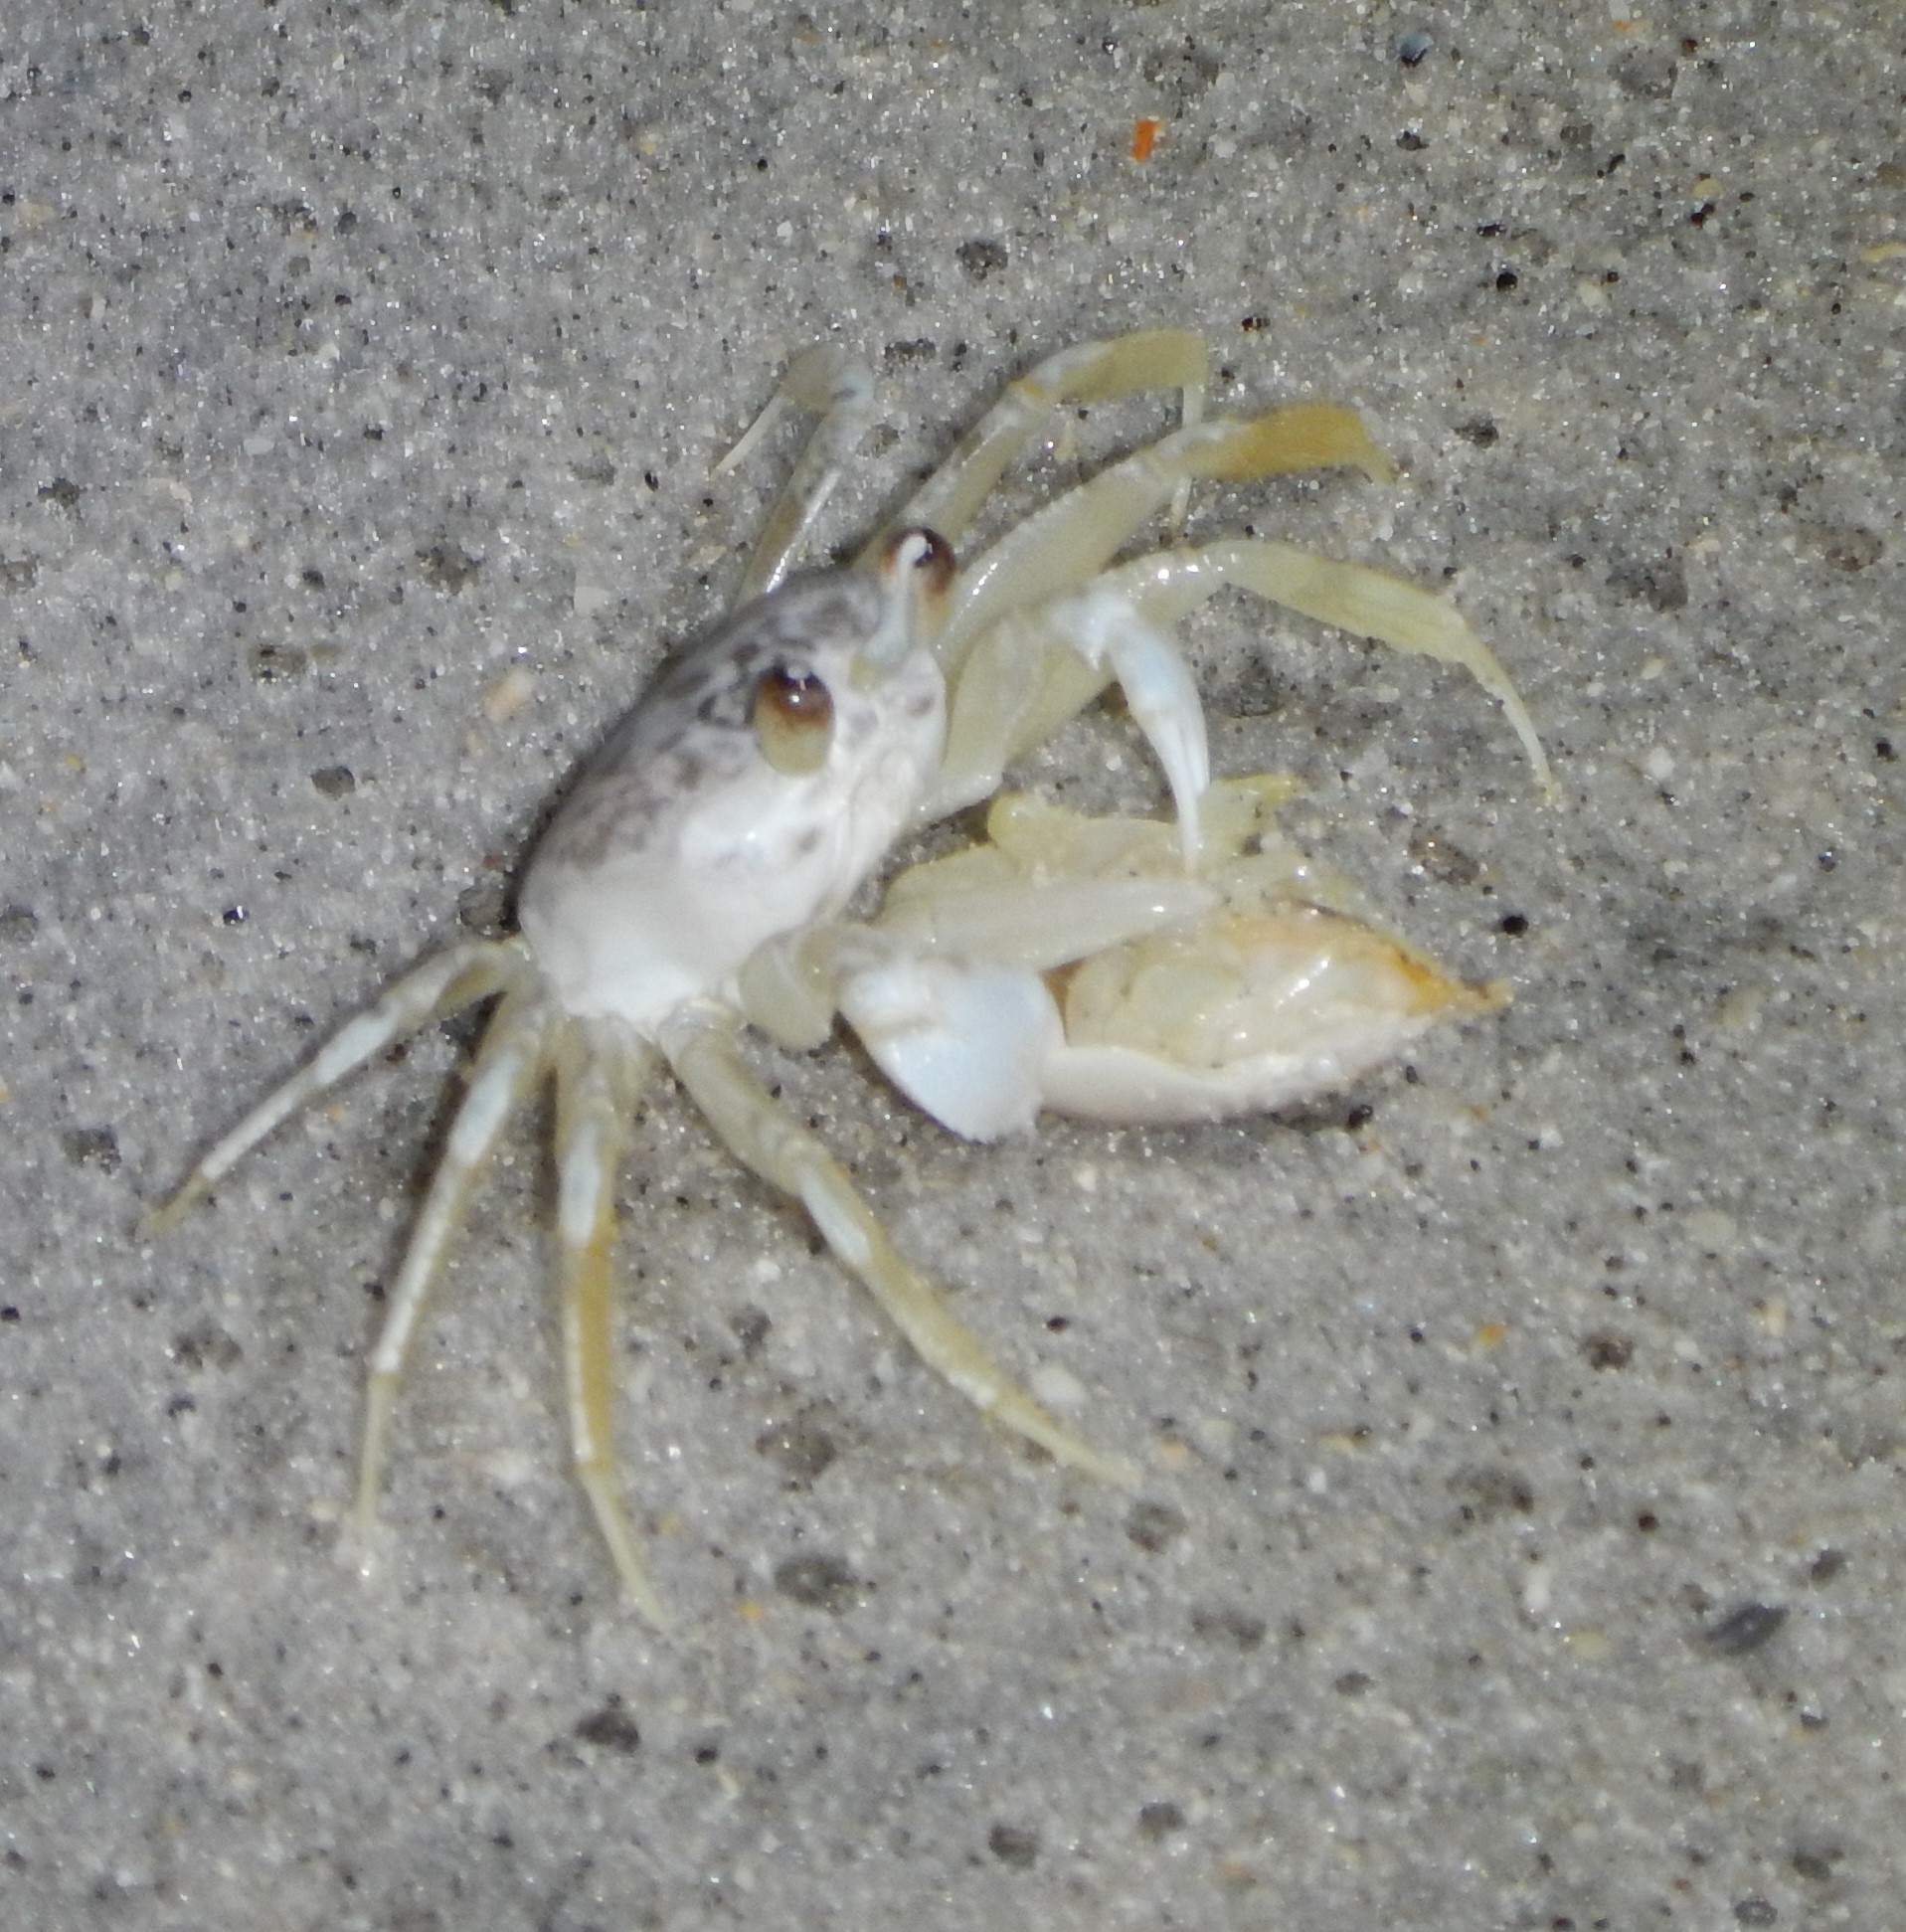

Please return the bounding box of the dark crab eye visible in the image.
[752,663,835,775]
[886,525,955,598]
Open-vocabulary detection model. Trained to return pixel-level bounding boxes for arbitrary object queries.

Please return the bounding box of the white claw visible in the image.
[846,780,1507,1136]
[1047,585,1211,867]
[837,953,1064,1142]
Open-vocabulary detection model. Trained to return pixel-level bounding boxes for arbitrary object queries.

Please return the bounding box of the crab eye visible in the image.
[886,525,955,598]
[752,663,835,775]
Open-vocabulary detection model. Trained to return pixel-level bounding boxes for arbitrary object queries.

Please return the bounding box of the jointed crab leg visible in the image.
[939,404,1394,666]
[1108,539,1554,794]
[659,1002,1139,1487]
[721,344,877,604]
[931,536,1554,823]
[912,402,1391,841]
[143,938,532,1234]
[552,1018,664,1623]
[344,984,551,1572]
[864,327,1209,555]
[727,329,1211,608]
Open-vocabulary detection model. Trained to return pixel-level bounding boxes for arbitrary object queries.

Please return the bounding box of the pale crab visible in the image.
[148,329,1549,1621]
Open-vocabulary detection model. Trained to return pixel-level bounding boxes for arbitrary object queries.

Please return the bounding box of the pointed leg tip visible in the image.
[1093,1449,1145,1490]
[135,1184,201,1241]
[1029,1419,1143,1490]
[603,1546,671,1630]
[335,1512,386,1582]
[622,1583,672,1631]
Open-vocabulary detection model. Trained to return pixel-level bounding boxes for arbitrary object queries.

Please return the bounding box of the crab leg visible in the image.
[549,1017,664,1620]
[343,985,551,1574]
[720,344,876,604]
[1110,540,1551,792]
[922,404,1392,842]
[931,532,1552,822]
[142,938,532,1233]
[938,403,1393,667]
[861,327,1209,556]
[658,1002,1138,1486]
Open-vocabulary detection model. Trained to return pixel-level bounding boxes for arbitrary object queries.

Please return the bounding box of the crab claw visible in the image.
[838,780,1506,1137]
[837,953,1064,1142]
[1035,902,1506,1127]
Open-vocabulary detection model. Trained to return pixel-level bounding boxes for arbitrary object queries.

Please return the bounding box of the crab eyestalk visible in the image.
[857,525,954,676]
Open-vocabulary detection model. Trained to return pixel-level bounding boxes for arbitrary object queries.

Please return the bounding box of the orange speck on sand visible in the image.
[1474,1321,1509,1349]
[1131,116,1164,162]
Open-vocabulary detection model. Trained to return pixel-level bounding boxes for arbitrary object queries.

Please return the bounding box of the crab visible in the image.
[147,329,1549,1621]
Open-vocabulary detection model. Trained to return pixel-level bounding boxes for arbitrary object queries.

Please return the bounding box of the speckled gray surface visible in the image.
[4,4,1902,1927]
